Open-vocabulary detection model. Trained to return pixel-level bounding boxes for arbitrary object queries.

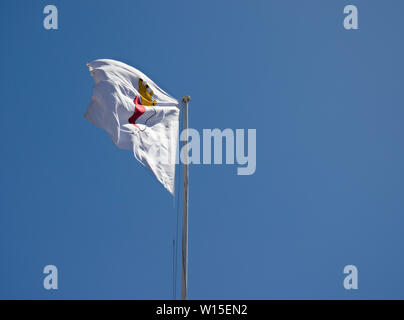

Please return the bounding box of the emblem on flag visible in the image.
[128,79,158,130]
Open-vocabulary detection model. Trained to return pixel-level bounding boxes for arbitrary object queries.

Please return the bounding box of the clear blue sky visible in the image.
[1,0,404,299]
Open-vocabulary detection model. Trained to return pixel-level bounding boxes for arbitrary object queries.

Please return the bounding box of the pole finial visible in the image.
[182,96,191,103]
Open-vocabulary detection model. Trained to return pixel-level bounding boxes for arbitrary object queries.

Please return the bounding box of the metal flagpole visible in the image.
[181,96,190,300]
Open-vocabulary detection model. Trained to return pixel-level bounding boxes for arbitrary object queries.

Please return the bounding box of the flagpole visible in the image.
[181,96,190,300]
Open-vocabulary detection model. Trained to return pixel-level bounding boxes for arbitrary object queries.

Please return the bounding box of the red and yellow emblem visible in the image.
[128,78,156,127]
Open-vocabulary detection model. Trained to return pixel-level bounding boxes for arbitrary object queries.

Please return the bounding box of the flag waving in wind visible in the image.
[85,59,180,194]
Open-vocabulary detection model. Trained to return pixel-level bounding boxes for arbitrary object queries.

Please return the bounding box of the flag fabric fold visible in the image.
[85,59,180,194]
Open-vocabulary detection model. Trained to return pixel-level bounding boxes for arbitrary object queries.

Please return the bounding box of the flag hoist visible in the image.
[85,59,190,299]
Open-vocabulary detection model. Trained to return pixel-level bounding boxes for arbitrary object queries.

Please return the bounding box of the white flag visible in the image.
[85,59,180,194]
